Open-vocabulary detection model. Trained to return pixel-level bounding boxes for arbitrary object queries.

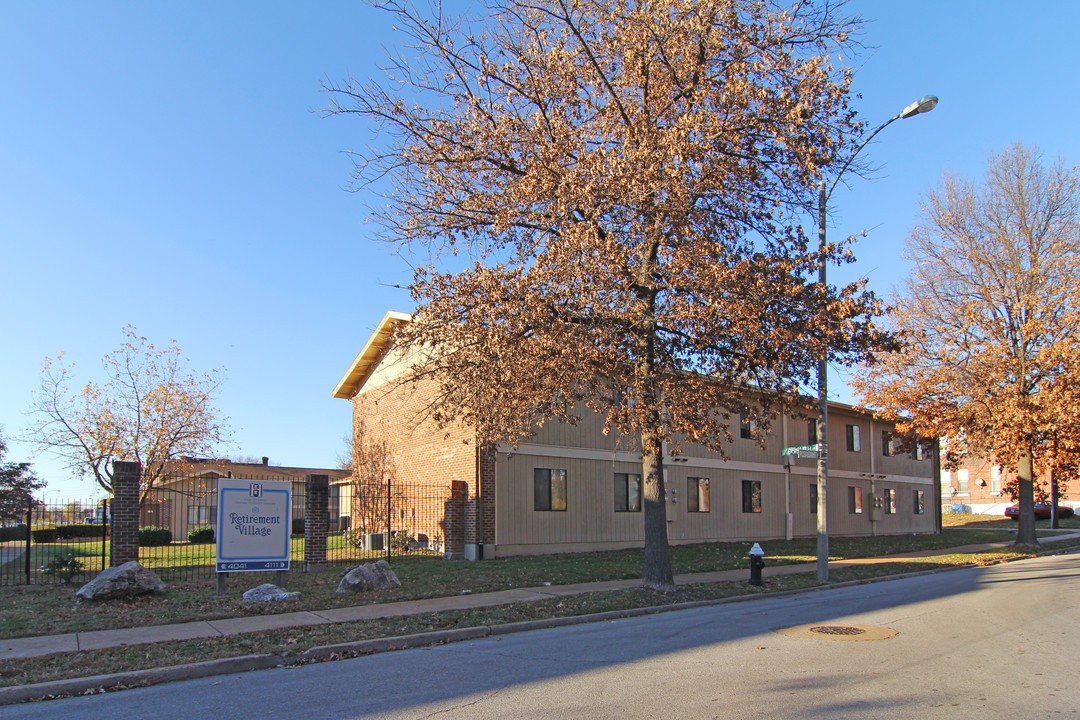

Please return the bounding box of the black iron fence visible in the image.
[0,473,455,587]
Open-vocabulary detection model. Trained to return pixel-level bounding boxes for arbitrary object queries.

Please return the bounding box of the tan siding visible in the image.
[496,453,647,547]
[529,404,638,453]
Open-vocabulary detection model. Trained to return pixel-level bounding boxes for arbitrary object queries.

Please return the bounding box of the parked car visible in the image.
[84,515,104,524]
[1004,502,1075,520]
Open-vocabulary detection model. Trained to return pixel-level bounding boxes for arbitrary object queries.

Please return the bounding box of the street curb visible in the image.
[0,654,284,705]
[3,541,1078,706]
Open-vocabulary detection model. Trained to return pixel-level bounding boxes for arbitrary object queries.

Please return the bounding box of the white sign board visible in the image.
[216,478,291,573]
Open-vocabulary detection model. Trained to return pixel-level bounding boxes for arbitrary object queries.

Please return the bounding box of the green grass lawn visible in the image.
[942,510,1080,530]
[0,533,414,585]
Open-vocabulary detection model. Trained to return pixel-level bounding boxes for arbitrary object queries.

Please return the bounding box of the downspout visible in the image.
[869,418,878,537]
[475,436,484,559]
[782,413,792,540]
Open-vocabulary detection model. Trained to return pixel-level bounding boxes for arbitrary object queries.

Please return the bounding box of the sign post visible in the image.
[216,478,291,587]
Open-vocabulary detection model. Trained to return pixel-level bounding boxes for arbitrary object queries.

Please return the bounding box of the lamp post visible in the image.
[815,95,938,582]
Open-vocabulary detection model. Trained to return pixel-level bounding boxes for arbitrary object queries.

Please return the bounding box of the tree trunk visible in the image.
[640,428,675,592]
[1015,448,1040,549]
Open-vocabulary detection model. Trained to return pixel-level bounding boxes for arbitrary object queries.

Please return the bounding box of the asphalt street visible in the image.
[6,552,1080,719]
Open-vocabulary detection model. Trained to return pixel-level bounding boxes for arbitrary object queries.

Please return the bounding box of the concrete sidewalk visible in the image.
[3,533,1079,663]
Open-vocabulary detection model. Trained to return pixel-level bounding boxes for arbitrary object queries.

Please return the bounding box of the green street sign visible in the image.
[782,444,821,459]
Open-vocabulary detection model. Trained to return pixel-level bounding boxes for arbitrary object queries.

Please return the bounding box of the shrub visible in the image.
[40,553,84,584]
[391,528,414,552]
[138,526,173,547]
[56,524,108,540]
[187,526,214,544]
[30,526,58,544]
[0,525,27,542]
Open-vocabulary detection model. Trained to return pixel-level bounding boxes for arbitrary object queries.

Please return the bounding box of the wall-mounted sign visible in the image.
[216,478,291,573]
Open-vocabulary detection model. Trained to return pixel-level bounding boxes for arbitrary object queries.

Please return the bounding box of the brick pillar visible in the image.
[110,461,141,566]
[444,480,467,560]
[479,445,497,547]
[305,474,329,572]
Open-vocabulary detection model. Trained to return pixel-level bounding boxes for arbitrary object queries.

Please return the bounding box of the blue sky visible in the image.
[3,1,1079,498]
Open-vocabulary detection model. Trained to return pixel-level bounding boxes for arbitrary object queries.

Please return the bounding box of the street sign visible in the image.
[216,478,292,573]
[782,444,820,458]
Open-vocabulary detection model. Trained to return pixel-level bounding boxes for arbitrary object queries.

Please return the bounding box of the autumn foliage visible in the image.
[855,143,1080,545]
[27,327,230,504]
[328,0,886,589]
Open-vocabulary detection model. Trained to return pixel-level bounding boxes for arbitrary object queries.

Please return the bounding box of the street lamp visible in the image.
[815,95,938,582]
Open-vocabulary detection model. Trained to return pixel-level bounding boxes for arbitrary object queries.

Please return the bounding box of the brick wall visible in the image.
[352,374,480,557]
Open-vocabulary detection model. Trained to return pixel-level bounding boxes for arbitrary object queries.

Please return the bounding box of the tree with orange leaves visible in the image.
[855,143,1080,548]
[326,0,886,590]
[27,327,230,504]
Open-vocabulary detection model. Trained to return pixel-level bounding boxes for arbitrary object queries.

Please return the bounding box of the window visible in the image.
[884,488,896,514]
[807,420,818,445]
[957,469,969,495]
[810,483,817,514]
[188,505,212,525]
[742,480,762,513]
[913,443,926,461]
[913,490,926,515]
[614,473,642,512]
[848,486,863,514]
[740,413,753,440]
[846,424,861,452]
[881,431,895,457]
[687,477,710,513]
[534,468,567,511]
[991,467,1002,494]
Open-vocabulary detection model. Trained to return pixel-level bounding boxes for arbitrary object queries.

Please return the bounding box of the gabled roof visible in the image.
[332,310,412,399]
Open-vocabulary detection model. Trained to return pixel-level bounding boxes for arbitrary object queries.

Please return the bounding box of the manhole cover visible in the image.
[774,624,899,642]
[809,625,866,636]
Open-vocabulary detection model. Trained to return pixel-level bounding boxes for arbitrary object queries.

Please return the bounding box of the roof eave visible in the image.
[331,310,412,399]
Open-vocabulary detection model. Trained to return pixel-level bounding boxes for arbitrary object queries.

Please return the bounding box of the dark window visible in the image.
[808,420,818,445]
[742,480,762,513]
[614,473,642,512]
[882,431,894,457]
[534,468,567,511]
[848,486,863,514]
[810,483,817,514]
[687,477,710,513]
[884,488,896,514]
[740,413,753,440]
[846,424,861,452]
[914,490,926,515]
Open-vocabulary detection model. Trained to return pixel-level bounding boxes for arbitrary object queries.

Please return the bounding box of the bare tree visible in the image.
[26,327,231,504]
[855,143,1080,548]
[348,417,401,536]
[326,0,886,590]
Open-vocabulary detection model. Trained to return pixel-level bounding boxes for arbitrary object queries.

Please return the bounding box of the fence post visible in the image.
[24,504,32,585]
[304,474,329,573]
[111,461,142,566]
[101,498,110,571]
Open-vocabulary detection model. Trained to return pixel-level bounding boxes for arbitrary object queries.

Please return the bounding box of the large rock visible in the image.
[242,583,299,603]
[336,559,401,594]
[76,561,165,601]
